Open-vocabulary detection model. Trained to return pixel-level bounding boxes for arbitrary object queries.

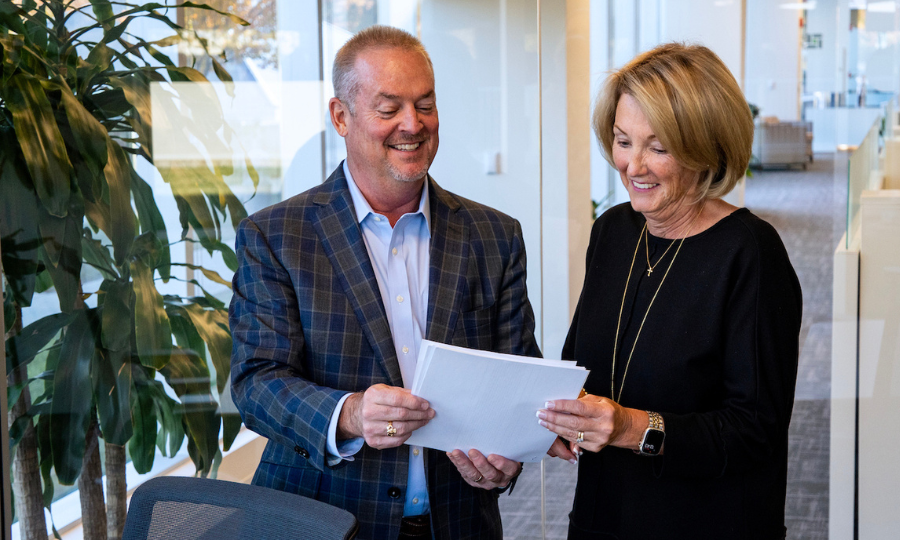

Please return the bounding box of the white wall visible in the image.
[804,0,843,100]
[422,0,592,358]
[589,0,745,210]
[745,0,801,120]
[421,0,545,348]
[856,5,900,97]
[659,0,743,82]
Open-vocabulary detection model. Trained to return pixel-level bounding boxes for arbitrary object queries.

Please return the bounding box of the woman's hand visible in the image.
[546,436,579,464]
[538,394,647,453]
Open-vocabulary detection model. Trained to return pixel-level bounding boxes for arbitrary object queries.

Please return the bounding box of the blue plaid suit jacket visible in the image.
[229,165,540,539]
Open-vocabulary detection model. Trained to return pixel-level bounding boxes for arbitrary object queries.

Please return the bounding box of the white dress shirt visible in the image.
[325,161,432,517]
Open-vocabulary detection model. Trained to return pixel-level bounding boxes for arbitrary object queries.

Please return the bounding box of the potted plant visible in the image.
[1,1,255,538]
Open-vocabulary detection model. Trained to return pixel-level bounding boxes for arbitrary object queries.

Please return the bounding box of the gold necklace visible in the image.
[644,229,678,277]
[610,206,704,403]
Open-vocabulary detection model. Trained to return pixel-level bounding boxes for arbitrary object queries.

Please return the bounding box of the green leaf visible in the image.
[147,380,184,457]
[222,414,242,452]
[216,241,238,272]
[53,76,109,180]
[87,87,131,121]
[108,74,151,151]
[167,306,207,361]
[0,4,27,36]
[97,278,135,441]
[3,285,16,334]
[79,42,114,93]
[8,414,31,451]
[180,303,231,394]
[81,234,119,281]
[38,198,84,313]
[161,348,219,476]
[0,134,41,306]
[178,2,250,26]
[100,279,133,352]
[245,155,260,193]
[88,0,115,29]
[51,309,98,485]
[170,262,231,287]
[4,311,72,377]
[5,73,73,218]
[131,171,170,280]
[130,258,172,369]
[103,139,136,265]
[129,366,158,474]
[36,412,55,507]
[34,268,53,294]
[92,346,132,446]
[130,231,164,268]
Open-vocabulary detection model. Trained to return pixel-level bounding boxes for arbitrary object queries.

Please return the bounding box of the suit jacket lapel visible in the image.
[312,168,403,387]
[426,178,468,344]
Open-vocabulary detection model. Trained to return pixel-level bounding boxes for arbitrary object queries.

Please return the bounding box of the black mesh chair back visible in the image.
[121,476,358,540]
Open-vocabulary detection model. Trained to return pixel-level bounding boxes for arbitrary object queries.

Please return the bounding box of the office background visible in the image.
[2,0,897,539]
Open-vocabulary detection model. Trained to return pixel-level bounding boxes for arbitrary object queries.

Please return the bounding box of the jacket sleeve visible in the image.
[229,216,345,471]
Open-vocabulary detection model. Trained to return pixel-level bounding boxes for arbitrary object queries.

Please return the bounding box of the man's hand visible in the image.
[338,384,435,449]
[446,449,522,490]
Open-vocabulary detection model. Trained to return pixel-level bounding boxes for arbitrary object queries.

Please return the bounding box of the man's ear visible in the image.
[329,97,350,137]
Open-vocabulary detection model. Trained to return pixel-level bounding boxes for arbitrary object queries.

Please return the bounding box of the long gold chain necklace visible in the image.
[610,206,704,403]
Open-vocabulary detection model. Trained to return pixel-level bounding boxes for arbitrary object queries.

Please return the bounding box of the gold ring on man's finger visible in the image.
[386,421,397,437]
[575,431,584,444]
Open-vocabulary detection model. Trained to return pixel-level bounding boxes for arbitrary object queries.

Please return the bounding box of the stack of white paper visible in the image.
[405,340,589,462]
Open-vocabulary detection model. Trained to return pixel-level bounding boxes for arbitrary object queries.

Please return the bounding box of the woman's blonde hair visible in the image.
[593,43,753,199]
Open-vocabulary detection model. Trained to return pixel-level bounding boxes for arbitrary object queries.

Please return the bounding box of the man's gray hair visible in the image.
[332,25,434,114]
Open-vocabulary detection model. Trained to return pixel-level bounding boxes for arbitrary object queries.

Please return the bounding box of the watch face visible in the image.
[641,429,665,455]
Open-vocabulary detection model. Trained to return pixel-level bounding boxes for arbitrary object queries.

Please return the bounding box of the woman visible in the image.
[537,43,802,539]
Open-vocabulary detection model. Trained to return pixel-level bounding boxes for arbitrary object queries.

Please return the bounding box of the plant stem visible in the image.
[78,419,108,540]
[8,306,48,540]
[105,443,127,540]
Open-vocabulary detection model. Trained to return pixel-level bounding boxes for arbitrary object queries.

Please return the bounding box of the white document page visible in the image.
[405,341,588,462]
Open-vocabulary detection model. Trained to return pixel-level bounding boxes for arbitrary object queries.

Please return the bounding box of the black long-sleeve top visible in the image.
[563,203,802,540]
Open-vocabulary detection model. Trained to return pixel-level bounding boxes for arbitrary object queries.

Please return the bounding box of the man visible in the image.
[230,25,539,539]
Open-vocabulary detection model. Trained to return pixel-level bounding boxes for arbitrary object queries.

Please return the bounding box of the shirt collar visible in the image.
[343,160,432,233]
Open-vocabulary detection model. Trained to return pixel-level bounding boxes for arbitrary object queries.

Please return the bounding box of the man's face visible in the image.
[331,47,439,189]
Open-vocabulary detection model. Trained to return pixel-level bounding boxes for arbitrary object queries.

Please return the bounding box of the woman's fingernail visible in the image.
[536,411,546,420]
[545,401,555,409]
[538,419,547,428]
[568,458,577,465]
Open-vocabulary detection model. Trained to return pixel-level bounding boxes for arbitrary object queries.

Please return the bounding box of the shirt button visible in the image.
[413,448,419,456]
[387,487,401,499]
[413,498,419,504]
[403,346,409,354]
[392,248,398,255]
[373,216,381,222]
[396,295,403,303]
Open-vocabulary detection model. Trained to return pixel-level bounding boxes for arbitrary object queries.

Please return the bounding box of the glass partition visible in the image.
[846,117,883,246]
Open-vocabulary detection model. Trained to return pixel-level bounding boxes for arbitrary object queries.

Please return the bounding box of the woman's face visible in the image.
[612,94,702,223]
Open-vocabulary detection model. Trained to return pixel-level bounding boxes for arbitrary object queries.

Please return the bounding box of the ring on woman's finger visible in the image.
[575,431,584,444]
[386,421,397,437]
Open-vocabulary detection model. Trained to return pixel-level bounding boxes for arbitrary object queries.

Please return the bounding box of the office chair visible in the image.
[121,476,358,540]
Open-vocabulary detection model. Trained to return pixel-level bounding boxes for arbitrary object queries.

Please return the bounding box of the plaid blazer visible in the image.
[229,165,540,540]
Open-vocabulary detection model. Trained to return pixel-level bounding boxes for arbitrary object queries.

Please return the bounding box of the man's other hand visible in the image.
[446,449,522,490]
[338,384,435,449]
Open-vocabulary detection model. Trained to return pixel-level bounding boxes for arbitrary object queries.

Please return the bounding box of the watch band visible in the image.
[636,411,666,456]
